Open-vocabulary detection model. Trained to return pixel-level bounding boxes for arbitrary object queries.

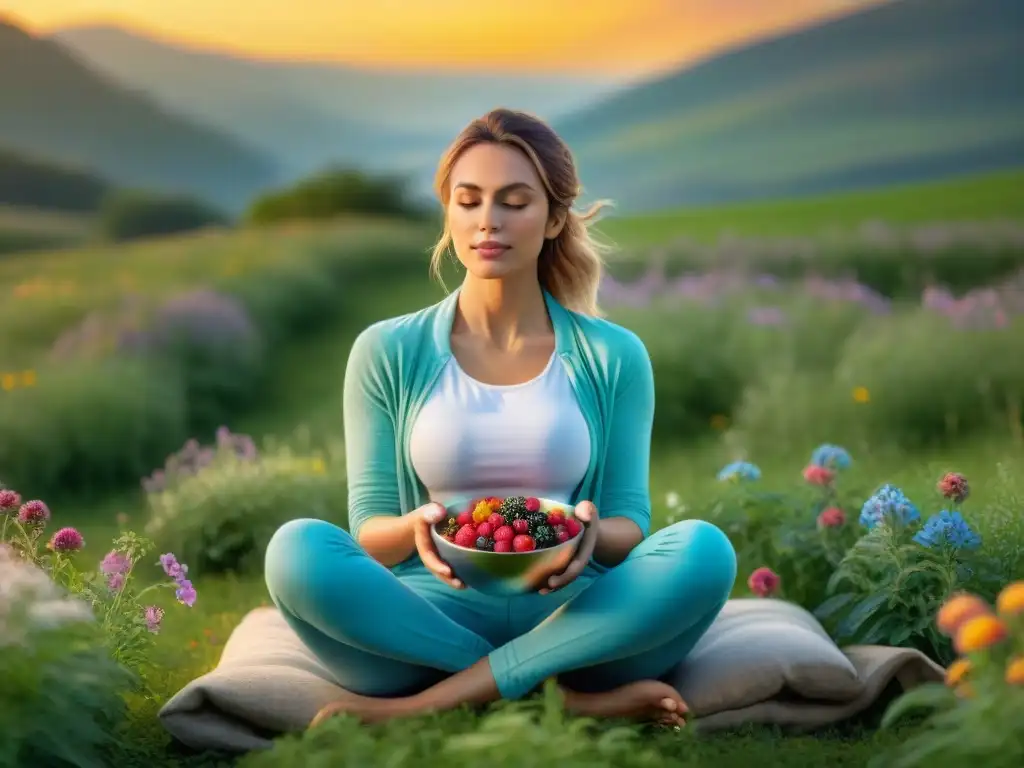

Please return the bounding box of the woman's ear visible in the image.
[545,208,568,240]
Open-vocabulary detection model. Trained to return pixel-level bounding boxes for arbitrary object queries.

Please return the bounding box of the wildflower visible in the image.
[852,386,870,404]
[937,593,991,636]
[175,579,197,607]
[16,500,50,526]
[913,510,982,551]
[817,506,846,528]
[996,581,1024,617]
[954,614,1008,654]
[100,550,131,576]
[159,552,188,582]
[665,491,681,509]
[144,605,164,634]
[859,485,920,529]
[944,658,972,687]
[1006,657,1024,686]
[810,444,852,470]
[46,527,84,553]
[106,572,126,592]
[747,566,780,598]
[0,488,21,512]
[717,461,761,482]
[802,465,835,486]
[937,472,969,503]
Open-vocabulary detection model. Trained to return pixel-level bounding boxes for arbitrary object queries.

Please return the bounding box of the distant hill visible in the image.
[0,145,112,212]
[555,0,1024,212]
[49,25,625,185]
[0,20,281,212]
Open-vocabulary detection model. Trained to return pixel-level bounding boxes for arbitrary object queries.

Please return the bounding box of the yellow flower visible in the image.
[852,386,870,404]
[1006,657,1024,685]
[937,593,991,636]
[945,658,972,687]
[310,457,326,474]
[472,501,492,523]
[20,370,36,387]
[996,581,1024,618]
[954,614,1009,654]
[0,373,15,391]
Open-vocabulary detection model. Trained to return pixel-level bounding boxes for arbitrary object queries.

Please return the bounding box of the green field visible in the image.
[3,170,1024,768]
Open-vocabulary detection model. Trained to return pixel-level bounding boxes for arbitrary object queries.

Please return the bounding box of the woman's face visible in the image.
[447,142,565,282]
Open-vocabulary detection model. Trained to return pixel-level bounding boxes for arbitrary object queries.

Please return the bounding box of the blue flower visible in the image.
[717,461,761,482]
[913,510,982,551]
[859,484,921,529]
[811,443,852,470]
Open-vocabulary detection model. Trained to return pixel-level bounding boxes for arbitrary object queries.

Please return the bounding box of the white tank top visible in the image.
[409,352,592,509]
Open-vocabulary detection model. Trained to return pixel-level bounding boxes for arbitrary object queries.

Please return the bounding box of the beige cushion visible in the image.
[159,599,944,752]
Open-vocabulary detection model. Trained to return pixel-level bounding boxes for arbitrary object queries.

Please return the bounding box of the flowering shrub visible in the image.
[144,432,346,574]
[876,583,1024,768]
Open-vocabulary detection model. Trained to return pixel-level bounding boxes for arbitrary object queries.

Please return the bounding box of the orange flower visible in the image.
[472,501,492,523]
[937,593,991,636]
[945,658,972,687]
[954,614,1009,654]
[996,581,1024,618]
[1005,657,1024,685]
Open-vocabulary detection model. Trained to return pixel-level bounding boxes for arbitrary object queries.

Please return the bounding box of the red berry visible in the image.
[493,525,514,542]
[512,519,529,534]
[556,529,571,543]
[475,522,493,537]
[512,535,536,552]
[488,512,506,528]
[454,524,477,548]
[456,510,474,527]
[547,512,565,527]
[564,518,582,537]
[525,497,541,513]
[494,539,513,553]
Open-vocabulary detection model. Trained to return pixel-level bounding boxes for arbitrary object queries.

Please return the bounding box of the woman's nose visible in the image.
[478,201,502,232]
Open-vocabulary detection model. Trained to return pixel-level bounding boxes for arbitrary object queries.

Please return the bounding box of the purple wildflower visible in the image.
[0,488,21,512]
[47,527,85,553]
[159,553,188,581]
[107,572,126,592]
[144,605,164,634]
[175,579,197,607]
[17,500,50,526]
[100,550,132,576]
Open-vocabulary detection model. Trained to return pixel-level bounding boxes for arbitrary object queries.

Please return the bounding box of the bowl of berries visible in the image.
[430,495,585,596]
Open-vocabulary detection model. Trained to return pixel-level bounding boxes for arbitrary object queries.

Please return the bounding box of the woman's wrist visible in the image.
[591,516,643,567]
[356,513,419,566]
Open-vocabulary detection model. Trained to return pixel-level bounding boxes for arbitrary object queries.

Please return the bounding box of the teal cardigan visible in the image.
[342,287,655,573]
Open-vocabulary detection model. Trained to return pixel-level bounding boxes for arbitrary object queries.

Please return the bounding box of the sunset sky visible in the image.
[7,0,889,75]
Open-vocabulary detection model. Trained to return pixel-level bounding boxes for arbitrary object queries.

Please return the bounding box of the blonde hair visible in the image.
[429,108,612,317]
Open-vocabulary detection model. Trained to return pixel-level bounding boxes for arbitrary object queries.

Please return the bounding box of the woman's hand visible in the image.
[411,502,465,589]
[540,501,599,594]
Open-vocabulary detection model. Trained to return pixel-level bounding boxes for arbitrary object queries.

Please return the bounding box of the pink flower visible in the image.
[100,550,131,576]
[144,605,164,634]
[817,507,846,529]
[106,572,126,592]
[937,472,969,503]
[175,579,197,607]
[159,552,188,582]
[47,527,84,552]
[17,500,50,526]
[748,566,780,598]
[802,465,835,486]
[0,489,21,512]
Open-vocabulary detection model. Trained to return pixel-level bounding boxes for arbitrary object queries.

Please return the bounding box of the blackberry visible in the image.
[499,496,529,521]
[439,517,460,537]
[475,536,494,551]
[525,511,548,531]
[533,524,556,548]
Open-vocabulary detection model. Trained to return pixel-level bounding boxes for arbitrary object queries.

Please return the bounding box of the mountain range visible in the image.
[2,0,1023,214]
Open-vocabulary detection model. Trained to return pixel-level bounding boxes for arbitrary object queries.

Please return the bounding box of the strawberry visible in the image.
[512,534,536,552]
[487,512,506,528]
[475,522,494,537]
[456,510,474,527]
[454,524,478,548]
[547,512,566,528]
[564,517,582,538]
[493,539,513,553]
[525,497,541,513]
[512,518,529,534]
[493,525,515,542]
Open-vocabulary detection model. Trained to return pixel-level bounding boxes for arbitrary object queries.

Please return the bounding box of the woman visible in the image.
[264,108,737,729]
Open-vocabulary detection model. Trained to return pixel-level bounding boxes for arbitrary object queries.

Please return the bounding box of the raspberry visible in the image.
[476,536,494,551]
[547,512,566,527]
[493,525,514,542]
[475,522,494,537]
[564,518,582,538]
[454,524,478,548]
[494,539,513,553]
[525,497,541,513]
[556,528,571,543]
[488,512,506,528]
[512,534,536,552]
[456,510,474,527]
[512,518,529,534]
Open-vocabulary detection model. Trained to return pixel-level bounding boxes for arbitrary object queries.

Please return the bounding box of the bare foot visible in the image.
[309,693,421,728]
[560,680,689,728]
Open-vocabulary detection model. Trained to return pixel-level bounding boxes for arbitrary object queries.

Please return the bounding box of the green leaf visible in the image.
[814,592,856,621]
[838,592,890,639]
[880,683,956,729]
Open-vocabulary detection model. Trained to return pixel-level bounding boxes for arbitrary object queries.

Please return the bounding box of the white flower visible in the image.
[665,491,681,509]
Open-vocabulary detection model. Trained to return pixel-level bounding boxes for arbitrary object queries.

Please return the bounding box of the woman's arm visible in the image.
[593,331,655,567]
[343,325,417,566]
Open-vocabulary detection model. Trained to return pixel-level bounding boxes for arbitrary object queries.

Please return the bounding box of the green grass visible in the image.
[596,168,1024,246]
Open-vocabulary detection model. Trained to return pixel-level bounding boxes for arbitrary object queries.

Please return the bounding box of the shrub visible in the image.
[143,430,347,575]
[98,190,228,242]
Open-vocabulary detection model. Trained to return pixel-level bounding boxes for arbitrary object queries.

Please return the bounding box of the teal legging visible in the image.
[264,517,737,701]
